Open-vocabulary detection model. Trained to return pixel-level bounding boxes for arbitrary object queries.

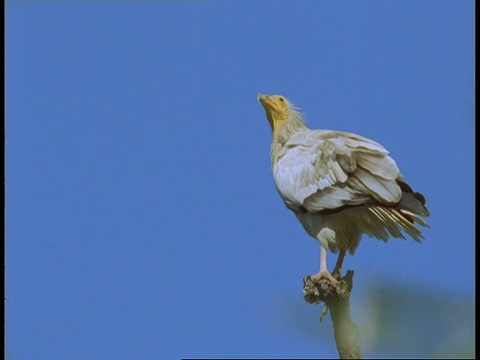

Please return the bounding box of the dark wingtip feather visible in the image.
[397,180,413,193]
[397,180,430,217]
[413,191,426,206]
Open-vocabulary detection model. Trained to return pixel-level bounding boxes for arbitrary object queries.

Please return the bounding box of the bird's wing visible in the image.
[273,130,402,213]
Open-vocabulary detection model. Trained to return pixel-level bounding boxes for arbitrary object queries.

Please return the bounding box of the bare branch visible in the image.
[303,270,362,359]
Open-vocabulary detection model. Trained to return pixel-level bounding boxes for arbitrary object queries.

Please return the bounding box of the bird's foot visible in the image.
[310,270,339,286]
[332,269,342,280]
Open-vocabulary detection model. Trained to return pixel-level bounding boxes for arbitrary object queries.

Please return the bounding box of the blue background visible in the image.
[6,1,475,359]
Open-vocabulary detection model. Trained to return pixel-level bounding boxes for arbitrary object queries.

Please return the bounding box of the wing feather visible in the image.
[273,130,402,212]
[352,167,401,203]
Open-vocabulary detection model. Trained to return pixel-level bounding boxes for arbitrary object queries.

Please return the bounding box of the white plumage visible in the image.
[258,93,430,283]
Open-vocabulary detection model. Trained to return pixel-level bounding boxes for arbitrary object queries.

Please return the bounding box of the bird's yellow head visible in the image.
[258,93,291,132]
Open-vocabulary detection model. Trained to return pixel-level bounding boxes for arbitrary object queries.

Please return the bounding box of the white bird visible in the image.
[258,93,430,284]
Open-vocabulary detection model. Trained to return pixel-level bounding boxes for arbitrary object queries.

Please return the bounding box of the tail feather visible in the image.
[399,209,430,228]
[367,206,425,242]
[312,179,431,254]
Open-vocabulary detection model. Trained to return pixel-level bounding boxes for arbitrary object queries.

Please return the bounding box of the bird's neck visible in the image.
[271,111,308,164]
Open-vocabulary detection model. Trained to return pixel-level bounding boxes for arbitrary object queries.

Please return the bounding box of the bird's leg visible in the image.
[332,250,346,279]
[311,246,338,285]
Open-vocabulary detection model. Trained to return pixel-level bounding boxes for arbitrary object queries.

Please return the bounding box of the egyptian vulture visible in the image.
[258,93,430,284]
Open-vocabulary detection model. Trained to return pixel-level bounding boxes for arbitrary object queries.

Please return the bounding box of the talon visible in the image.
[311,270,339,286]
[332,269,342,280]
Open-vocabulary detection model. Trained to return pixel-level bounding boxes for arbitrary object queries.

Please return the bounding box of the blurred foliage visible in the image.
[358,282,474,358]
[264,280,474,358]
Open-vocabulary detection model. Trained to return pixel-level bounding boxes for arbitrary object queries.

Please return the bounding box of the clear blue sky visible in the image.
[6,1,474,359]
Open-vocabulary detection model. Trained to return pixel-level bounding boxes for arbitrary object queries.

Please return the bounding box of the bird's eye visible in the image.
[279,97,284,103]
